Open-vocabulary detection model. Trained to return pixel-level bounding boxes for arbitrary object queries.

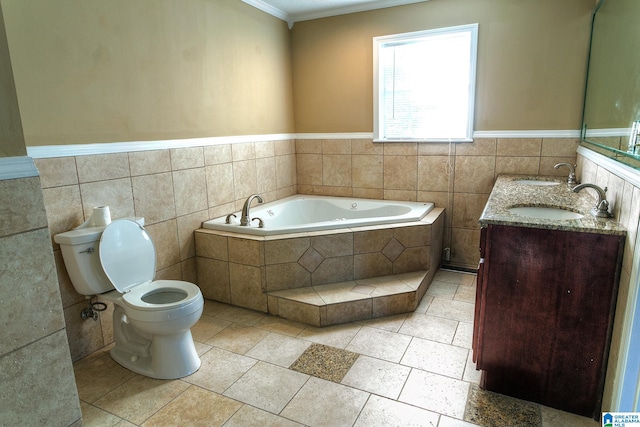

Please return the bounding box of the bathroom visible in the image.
[1,0,639,425]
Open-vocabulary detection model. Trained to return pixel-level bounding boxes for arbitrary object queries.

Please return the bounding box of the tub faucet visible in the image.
[572,183,613,218]
[241,194,263,226]
[554,163,578,186]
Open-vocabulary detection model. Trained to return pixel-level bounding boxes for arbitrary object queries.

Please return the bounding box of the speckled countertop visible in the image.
[479,175,626,235]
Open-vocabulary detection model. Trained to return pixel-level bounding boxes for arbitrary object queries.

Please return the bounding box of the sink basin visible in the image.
[508,206,583,220]
[513,179,560,186]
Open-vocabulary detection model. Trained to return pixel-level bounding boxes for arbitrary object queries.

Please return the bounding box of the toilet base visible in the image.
[110,330,201,379]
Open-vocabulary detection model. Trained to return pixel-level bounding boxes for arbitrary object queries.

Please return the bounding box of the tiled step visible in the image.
[266,269,433,327]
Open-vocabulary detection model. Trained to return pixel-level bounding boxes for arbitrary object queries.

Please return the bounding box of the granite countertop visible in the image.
[479,175,626,236]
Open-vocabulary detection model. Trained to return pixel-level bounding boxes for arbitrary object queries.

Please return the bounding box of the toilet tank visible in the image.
[54,225,114,295]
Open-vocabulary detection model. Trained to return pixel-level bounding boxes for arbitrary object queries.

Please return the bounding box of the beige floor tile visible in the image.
[223,361,309,414]
[202,299,232,317]
[401,338,469,379]
[142,385,242,426]
[341,355,411,399]
[223,405,304,427]
[355,312,408,332]
[190,314,232,342]
[540,405,600,427]
[72,269,590,426]
[414,294,434,313]
[256,316,307,337]
[345,326,412,362]
[425,280,459,299]
[183,347,256,393]
[206,323,270,354]
[399,369,469,418]
[463,351,482,384]
[73,350,136,403]
[281,377,369,427]
[399,312,459,343]
[438,416,480,427]
[453,320,474,349]
[297,323,362,348]
[194,341,213,356]
[353,395,440,427]
[434,270,477,286]
[80,401,123,426]
[245,332,311,367]
[427,298,475,323]
[93,376,190,425]
[216,306,267,325]
[454,284,476,303]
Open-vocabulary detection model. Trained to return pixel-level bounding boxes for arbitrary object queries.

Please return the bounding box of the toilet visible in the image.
[54,218,204,379]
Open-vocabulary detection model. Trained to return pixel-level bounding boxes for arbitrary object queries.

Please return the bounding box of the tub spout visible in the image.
[241,194,263,226]
[572,183,613,218]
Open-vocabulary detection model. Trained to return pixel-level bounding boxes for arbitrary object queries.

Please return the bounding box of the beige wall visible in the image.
[0,3,81,425]
[291,0,593,133]
[0,4,25,157]
[1,0,294,146]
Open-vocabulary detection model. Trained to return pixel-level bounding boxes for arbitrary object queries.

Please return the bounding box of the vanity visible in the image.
[473,175,626,418]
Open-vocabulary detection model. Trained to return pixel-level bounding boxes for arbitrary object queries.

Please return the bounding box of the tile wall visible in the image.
[576,152,640,408]
[0,172,81,426]
[295,137,580,269]
[195,213,442,312]
[36,140,297,361]
[35,136,579,361]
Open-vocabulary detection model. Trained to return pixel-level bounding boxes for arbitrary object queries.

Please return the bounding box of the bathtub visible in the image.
[202,195,435,236]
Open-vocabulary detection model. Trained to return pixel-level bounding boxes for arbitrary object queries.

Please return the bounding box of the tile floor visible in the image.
[74,269,600,427]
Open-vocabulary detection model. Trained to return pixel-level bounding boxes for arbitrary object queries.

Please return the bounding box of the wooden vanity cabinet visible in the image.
[472,224,623,418]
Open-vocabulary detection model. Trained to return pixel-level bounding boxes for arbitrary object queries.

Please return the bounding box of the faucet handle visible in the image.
[251,217,265,228]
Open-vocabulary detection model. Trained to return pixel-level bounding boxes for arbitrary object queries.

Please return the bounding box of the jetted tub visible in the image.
[202,195,435,236]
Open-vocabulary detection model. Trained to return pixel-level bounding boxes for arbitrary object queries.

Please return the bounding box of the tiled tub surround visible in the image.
[295,137,580,269]
[35,140,297,361]
[195,207,444,326]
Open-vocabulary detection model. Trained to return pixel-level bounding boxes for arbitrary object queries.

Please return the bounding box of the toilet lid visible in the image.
[99,219,156,293]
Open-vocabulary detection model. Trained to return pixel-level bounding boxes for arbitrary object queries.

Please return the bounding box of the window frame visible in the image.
[373,24,479,143]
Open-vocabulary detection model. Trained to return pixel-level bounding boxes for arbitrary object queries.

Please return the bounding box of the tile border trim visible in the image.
[0,156,39,180]
[27,130,581,159]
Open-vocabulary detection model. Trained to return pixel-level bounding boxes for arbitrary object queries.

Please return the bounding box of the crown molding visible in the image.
[242,0,430,27]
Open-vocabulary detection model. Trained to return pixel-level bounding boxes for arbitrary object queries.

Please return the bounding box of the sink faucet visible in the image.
[572,183,613,218]
[554,163,578,186]
[240,194,263,226]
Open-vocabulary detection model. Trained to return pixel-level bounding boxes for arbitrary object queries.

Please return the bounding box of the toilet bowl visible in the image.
[54,218,204,379]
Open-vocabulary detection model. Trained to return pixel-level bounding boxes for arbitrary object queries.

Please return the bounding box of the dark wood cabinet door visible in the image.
[475,224,622,418]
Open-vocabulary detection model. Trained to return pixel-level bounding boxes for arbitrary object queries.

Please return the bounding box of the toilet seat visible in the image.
[123,280,201,311]
[99,220,202,317]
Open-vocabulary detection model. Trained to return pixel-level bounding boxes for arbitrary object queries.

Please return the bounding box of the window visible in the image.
[373,24,478,142]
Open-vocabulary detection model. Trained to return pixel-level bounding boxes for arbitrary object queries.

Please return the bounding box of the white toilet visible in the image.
[54,217,204,379]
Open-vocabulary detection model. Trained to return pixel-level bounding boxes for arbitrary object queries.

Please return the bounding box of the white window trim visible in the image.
[373,24,479,143]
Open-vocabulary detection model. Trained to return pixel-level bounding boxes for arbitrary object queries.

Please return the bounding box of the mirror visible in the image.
[581,0,640,170]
